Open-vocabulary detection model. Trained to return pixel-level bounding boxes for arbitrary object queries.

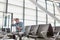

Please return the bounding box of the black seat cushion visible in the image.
[29,25,38,35]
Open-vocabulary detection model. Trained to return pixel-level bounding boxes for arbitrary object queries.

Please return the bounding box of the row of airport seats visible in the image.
[2,28,10,33]
[0,24,60,40]
[53,27,60,40]
[23,24,59,40]
[54,27,60,33]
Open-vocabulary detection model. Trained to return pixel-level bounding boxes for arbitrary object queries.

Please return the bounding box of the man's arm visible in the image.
[20,22,25,32]
[11,24,16,26]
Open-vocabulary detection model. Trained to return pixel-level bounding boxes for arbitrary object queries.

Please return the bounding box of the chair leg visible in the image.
[22,37,28,40]
[19,37,22,40]
[35,38,37,40]
[28,38,31,40]
[22,37,25,40]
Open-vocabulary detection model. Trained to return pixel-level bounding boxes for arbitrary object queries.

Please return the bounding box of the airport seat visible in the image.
[23,25,39,40]
[28,25,38,38]
[38,24,49,36]
[36,24,50,40]
[2,28,5,32]
[22,26,32,40]
[24,26,31,36]
[37,24,59,40]
[6,28,10,33]
[54,27,60,33]
[27,24,59,40]
[29,25,39,35]
[2,28,10,33]
[23,24,49,40]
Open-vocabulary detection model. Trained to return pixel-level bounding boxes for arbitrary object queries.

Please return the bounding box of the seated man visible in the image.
[12,18,24,40]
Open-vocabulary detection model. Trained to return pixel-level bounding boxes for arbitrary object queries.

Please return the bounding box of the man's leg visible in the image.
[18,34,22,40]
[13,35,16,39]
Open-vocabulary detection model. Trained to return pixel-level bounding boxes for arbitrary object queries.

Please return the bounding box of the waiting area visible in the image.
[0,0,60,40]
[0,24,60,40]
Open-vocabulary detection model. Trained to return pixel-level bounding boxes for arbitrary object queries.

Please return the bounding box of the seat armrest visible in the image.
[41,31,47,36]
[53,32,59,39]
[41,31,48,40]
[41,31,47,34]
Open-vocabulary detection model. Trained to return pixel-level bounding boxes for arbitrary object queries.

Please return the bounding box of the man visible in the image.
[12,18,24,32]
[12,18,24,40]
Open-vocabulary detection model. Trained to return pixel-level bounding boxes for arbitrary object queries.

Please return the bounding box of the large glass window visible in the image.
[8,5,23,20]
[0,0,6,3]
[0,3,6,11]
[3,13,12,28]
[0,12,3,28]
[25,0,36,26]
[38,0,45,8]
[25,9,36,26]
[0,0,60,27]
[38,21,46,24]
[8,0,23,25]
[56,21,60,26]
[25,9,36,20]
[48,15,54,26]
[25,20,36,26]
[8,0,23,6]
[56,15,60,26]
[55,3,60,26]
[38,10,46,24]
[37,0,46,24]
[0,0,6,28]
[25,0,36,9]
[38,11,46,22]
[47,1,54,13]
[47,1,54,26]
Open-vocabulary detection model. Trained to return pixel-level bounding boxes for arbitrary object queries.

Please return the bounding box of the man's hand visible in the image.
[17,27,22,32]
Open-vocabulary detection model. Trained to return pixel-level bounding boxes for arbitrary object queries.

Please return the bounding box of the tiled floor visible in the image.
[22,37,47,40]
[0,37,60,40]
[22,37,60,40]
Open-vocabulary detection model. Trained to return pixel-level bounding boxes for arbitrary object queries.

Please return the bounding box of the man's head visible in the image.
[14,18,19,23]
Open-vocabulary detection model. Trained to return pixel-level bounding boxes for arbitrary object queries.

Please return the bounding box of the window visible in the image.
[25,9,36,20]
[48,15,54,26]
[56,21,60,26]
[47,1,54,26]
[47,1,54,13]
[8,5,23,19]
[38,11,46,22]
[3,13,12,28]
[38,21,46,24]
[0,12,3,28]
[8,0,23,6]
[0,0,6,3]
[0,3,6,11]
[25,8,36,26]
[55,3,60,26]
[25,20,36,26]
[25,0,36,9]
[38,0,45,9]
[55,15,60,26]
